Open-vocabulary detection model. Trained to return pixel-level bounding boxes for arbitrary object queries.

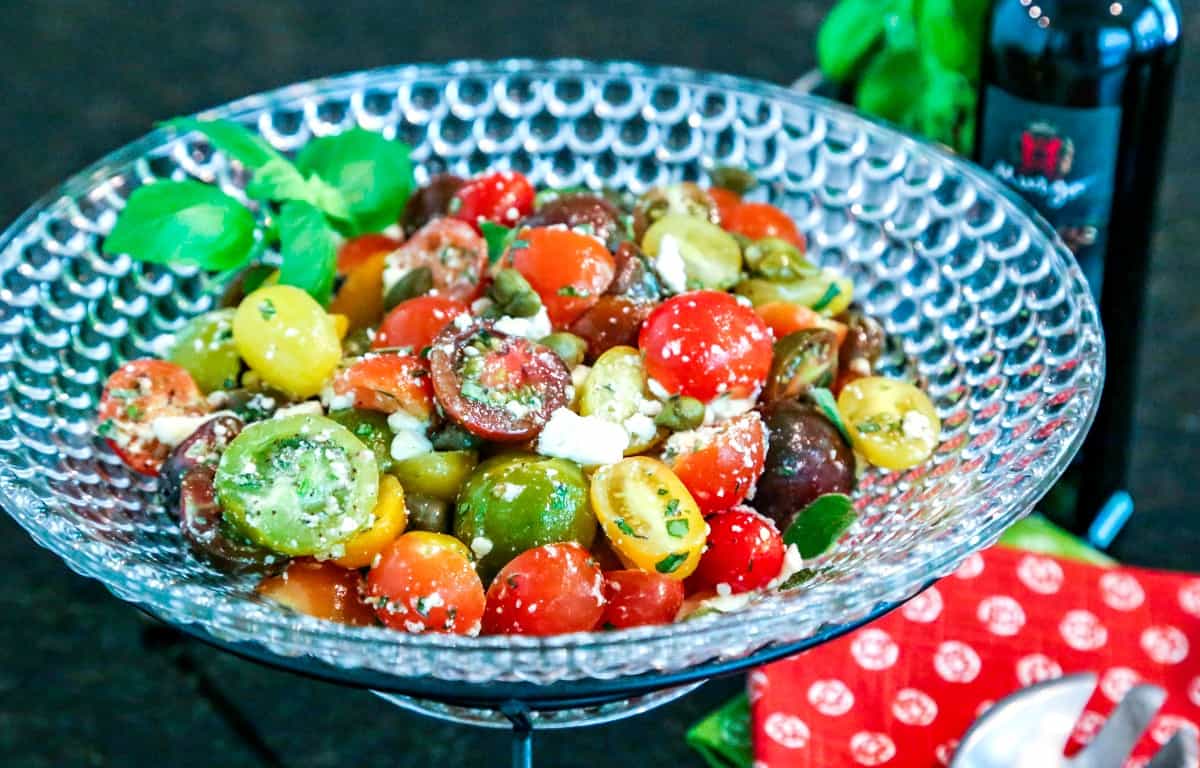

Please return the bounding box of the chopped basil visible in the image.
[782,493,857,559]
[664,498,680,517]
[556,285,590,297]
[125,404,142,420]
[656,487,669,496]
[811,282,842,312]
[258,299,277,321]
[808,387,852,445]
[614,518,644,538]
[655,552,688,574]
[96,419,117,438]
[666,519,690,538]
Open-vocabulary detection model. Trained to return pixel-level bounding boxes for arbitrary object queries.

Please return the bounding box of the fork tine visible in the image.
[1071,684,1166,768]
[1145,725,1198,768]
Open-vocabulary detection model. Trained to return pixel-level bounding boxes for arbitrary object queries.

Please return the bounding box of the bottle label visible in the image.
[978,86,1122,299]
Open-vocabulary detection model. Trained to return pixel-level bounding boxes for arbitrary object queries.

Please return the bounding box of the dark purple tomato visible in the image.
[754,399,855,529]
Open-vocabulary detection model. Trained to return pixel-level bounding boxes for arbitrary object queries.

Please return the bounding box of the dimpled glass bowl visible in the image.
[0,60,1102,697]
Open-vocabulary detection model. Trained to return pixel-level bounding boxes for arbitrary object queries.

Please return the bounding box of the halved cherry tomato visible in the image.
[638,290,772,402]
[366,532,485,635]
[374,295,468,351]
[662,411,767,514]
[384,218,488,302]
[429,321,570,441]
[333,474,408,568]
[333,353,434,418]
[451,170,535,230]
[331,250,389,331]
[690,506,785,594]
[569,296,654,361]
[508,227,615,327]
[98,359,206,475]
[722,202,806,249]
[600,570,684,629]
[754,301,848,346]
[482,542,605,636]
[257,559,376,626]
[708,186,742,224]
[337,233,400,274]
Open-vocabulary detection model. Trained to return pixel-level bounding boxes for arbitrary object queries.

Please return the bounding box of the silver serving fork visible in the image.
[950,673,1198,768]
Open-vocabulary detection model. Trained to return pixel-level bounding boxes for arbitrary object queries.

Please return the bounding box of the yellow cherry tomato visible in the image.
[590,457,706,580]
[329,250,389,331]
[233,285,342,398]
[837,376,941,470]
[333,474,408,568]
[330,313,350,341]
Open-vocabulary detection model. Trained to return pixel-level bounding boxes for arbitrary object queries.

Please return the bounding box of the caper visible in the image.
[708,166,758,196]
[539,332,588,369]
[743,238,819,281]
[483,268,541,318]
[654,395,706,432]
[383,266,433,311]
[765,329,839,402]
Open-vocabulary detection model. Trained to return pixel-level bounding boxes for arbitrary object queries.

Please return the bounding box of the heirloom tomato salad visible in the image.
[97,134,940,637]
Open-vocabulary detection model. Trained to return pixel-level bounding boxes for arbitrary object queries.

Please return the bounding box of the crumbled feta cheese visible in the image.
[536,407,629,466]
[387,410,428,434]
[149,413,219,447]
[470,537,495,558]
[452,312,474,331]
[390,429,432,462]
[653,234,689,294]
[470,297,494,315]
[902,410,937,448]
[698,590,757,614]
[497,483,523,502]
[703,393,757,424]
[273,401,324,419]
[715,582,733,597]
[570,364,591,391]
[769,544,806,590]
[492,306,552,340]
[623,413,658,446]
[647,377,673,401]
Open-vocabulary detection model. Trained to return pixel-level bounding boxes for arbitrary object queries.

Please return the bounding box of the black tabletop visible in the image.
[1,2,1198,766]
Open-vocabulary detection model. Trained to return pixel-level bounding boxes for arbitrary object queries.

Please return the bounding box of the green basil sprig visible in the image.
[782,492,858,559]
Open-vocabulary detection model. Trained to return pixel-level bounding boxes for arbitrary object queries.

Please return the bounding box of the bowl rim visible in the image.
[0,58,1105,671]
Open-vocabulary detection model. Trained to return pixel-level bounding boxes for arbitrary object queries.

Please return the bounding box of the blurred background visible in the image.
[0,2,1196,766]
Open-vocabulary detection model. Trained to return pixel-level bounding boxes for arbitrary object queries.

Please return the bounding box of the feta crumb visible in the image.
[653,234,689,294]
[492,306,552,340]
[470,537,494,558]
[452,312,474,331]
[623,413,658,446]
[715,582,733,597]
[390,429,433,462]
[703,393,757,424]
[647,377,674,401]
[149,413,219,448]
[769,544,806,589]
[902,410,937,448]
[273,401,324,419]
[536,407,629,467]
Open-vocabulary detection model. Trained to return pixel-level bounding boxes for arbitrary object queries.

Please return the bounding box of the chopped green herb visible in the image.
[666,519,690,538]
[655,552,688,574]
[556,285,590,297]
[258,299,277,321]
[415,597,430,616]
[125,404,142,420]
[96,419,117,438]
[811,282,843,312]
[664,498,680,517]
[614,518,643,538]
[656,487,669,496]
[808,387,852,445]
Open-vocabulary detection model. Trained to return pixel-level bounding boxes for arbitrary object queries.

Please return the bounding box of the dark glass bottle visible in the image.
[974,0,1182,533]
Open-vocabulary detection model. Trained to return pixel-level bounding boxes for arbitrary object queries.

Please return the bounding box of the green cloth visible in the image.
[685,514,1111,768]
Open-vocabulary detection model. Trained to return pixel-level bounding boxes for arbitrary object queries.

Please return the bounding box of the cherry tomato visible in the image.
[723,202,806,249]
[98,359,206,475]
[337,233,400,274]
[333,474,408,568]
[374,295,468,351]
[482,543,606,636]
[331,250,390,331]
[837,376,941,470]
[638,290,772,402]
[384,218,488,302]
[754,301,848,346]
[509,227,615,327]
[600,570,684,629]
[402,173,465,232]
[366,532,485,635]
[569,296,654,361]
[662,412,767,514]
[429,321,570,441]
[333,353,434,418]
[708,186,742,224]
[257,559,376,627]
[690,506,785,594]
[451,171,535,230]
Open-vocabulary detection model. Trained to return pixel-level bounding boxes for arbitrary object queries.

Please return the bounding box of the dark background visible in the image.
[1,2,1198,766]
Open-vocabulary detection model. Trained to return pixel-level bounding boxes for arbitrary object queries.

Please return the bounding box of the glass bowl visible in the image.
[0,60,1103,699]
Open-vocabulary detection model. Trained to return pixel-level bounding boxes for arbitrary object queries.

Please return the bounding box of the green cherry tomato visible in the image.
[392,450,479,502]
[168,309,242,393]
[454,454,595,582]
[216,414,379,556]
[327,408,395,473]
[641,214,743,291]
[734,270,854,316]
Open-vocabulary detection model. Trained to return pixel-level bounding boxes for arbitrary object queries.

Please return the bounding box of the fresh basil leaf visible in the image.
[855,46,927,124]
[817,0,889,83]
[782,493,857,559]
[102,180,256,271]
[917,0,977,79]
[808,387,852,445]
[162,117,283,170]
[480,220,516,265]
[277,200,339,306]
[295,129,414,235]
[246,157,352,221]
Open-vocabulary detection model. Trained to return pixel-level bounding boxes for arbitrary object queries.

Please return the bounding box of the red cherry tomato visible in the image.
[98,359,206,475]
[690,506,785,594]
[429,320,570,442]
[509,227,615,328]
[451,171,535,231]
[367,532,486,635]
[333,353,434,418]
[663,411,768,514]
[337,233,400,274]
[723,202,806,249]
[483,542,606,636]
[373,295,468,351]
[257,559,376,626]
[754,301,848,346]
[385,218,488,302]
[708,187,742,224]
[600,570,685,629]
[638,290,772,402]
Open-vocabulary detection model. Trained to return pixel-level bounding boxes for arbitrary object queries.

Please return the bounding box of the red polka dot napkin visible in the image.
[751,546,1200,767]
